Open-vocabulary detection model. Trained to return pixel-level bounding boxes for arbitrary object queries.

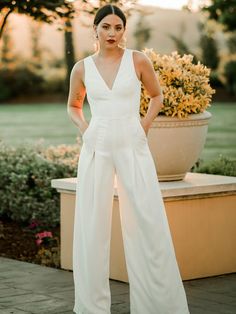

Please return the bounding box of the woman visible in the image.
[67,4,190,314]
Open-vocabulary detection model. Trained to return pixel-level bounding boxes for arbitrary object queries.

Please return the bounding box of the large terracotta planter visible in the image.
[147,111,212,181]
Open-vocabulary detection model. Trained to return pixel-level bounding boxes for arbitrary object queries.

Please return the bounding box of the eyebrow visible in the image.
[101,22,122,26]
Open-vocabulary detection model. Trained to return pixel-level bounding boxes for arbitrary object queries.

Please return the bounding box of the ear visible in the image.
[93,25,98,39]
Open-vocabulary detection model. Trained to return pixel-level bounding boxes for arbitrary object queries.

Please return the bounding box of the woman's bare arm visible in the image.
[134,51,164,135]
[67,60,89,135]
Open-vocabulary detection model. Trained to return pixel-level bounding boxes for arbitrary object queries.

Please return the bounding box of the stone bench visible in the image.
[51,172,236,281]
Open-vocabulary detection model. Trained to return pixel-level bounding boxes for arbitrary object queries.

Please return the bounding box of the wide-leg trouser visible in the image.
[72,116,190,314]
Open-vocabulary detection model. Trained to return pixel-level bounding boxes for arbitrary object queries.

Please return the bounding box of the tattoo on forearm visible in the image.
[76,93,83,101]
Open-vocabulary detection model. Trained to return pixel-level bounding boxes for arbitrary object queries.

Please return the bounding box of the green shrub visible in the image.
[192,155,236,177]
[209,70,224,88]
[0,142,79,227]
[43,77,66,94]
[0,67,45,101]
[224,60,236,96]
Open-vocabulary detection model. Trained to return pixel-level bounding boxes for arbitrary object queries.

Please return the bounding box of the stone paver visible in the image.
[0,257,235,314]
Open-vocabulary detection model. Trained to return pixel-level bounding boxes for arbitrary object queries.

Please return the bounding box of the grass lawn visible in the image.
[0,102,235,162]
[202,102,236,161]
[0,103,91,147]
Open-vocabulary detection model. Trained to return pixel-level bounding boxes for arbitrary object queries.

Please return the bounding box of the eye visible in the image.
[102,25,109,30]
[116,27,122,31]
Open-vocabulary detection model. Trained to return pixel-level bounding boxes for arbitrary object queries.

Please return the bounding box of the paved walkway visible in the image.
[0,257,235,314]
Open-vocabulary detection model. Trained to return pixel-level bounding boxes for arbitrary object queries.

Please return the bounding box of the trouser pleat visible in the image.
[73,146,115,314]
[115,147,190,314]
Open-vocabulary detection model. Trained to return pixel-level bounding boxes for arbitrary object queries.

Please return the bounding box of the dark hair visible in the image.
[93,4,126,28]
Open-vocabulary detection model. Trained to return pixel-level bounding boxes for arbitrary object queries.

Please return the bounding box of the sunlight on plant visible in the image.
[140,48,215,118]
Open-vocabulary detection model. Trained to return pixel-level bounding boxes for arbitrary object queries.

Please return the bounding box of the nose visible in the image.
[108,28,115,36]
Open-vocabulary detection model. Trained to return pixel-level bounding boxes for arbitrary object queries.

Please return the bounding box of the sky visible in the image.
[139,0,201,10]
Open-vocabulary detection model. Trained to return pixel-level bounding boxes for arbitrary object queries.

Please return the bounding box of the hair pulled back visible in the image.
[93,4,126,28]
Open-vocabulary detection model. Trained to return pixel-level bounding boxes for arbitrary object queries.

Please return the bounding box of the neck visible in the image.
[97,46,125,59]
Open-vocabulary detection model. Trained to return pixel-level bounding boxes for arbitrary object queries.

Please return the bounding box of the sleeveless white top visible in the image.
[82,48,147,152]
[83,48,141,119]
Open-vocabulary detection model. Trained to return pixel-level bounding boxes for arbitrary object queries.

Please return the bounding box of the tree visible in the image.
[0,1,76,94]
[198,22,219,70]
[64,18,75,93]
[0,0,75,39]
[200,35,219,70]
[29,21,43,70]
[202,0,236,32]
[227,33,236,53]
[1,21,15,68]
[224,60,236,95]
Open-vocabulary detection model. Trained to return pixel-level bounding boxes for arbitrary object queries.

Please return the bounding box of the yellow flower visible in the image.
[140,49,215,118]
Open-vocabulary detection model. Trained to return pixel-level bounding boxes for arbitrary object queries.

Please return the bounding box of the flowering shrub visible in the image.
[35,230,60,267]
[0,141,78,227]
[35,231,53,246]
[140,48,215,118]
[25,217,60,268]
[41,144,79,168]
[0,141,79,268]
[35,245,60,268]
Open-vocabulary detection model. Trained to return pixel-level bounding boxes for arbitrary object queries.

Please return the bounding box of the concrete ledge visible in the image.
[52,172,236,199]
[51,172,236,281]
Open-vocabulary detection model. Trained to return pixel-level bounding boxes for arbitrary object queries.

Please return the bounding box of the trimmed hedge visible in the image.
[0,142,79,227]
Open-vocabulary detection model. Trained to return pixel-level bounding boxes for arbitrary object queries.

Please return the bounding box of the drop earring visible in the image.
[118,36,127,49]
[93,33,99,52]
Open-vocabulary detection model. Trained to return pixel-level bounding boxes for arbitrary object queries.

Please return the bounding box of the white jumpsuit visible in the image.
[72,48,190,314]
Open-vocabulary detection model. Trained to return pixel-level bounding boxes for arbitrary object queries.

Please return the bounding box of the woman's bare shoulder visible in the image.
[71,55,90,81]
[132,49,151,65]
[72,59,85,75]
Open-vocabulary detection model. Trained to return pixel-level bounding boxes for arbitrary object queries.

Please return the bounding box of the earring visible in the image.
[93,31,99,51]
[118,36,127,49]
[93,31,98,40]
[93,37,99,52]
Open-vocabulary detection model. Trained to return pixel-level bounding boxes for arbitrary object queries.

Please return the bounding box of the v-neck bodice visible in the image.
[83,48,141,119]
[90,49,127,92]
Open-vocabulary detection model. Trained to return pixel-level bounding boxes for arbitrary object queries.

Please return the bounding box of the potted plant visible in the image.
[140,48,215,181]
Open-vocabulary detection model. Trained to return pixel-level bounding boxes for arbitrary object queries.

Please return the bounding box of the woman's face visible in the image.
[94,14,125,49]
